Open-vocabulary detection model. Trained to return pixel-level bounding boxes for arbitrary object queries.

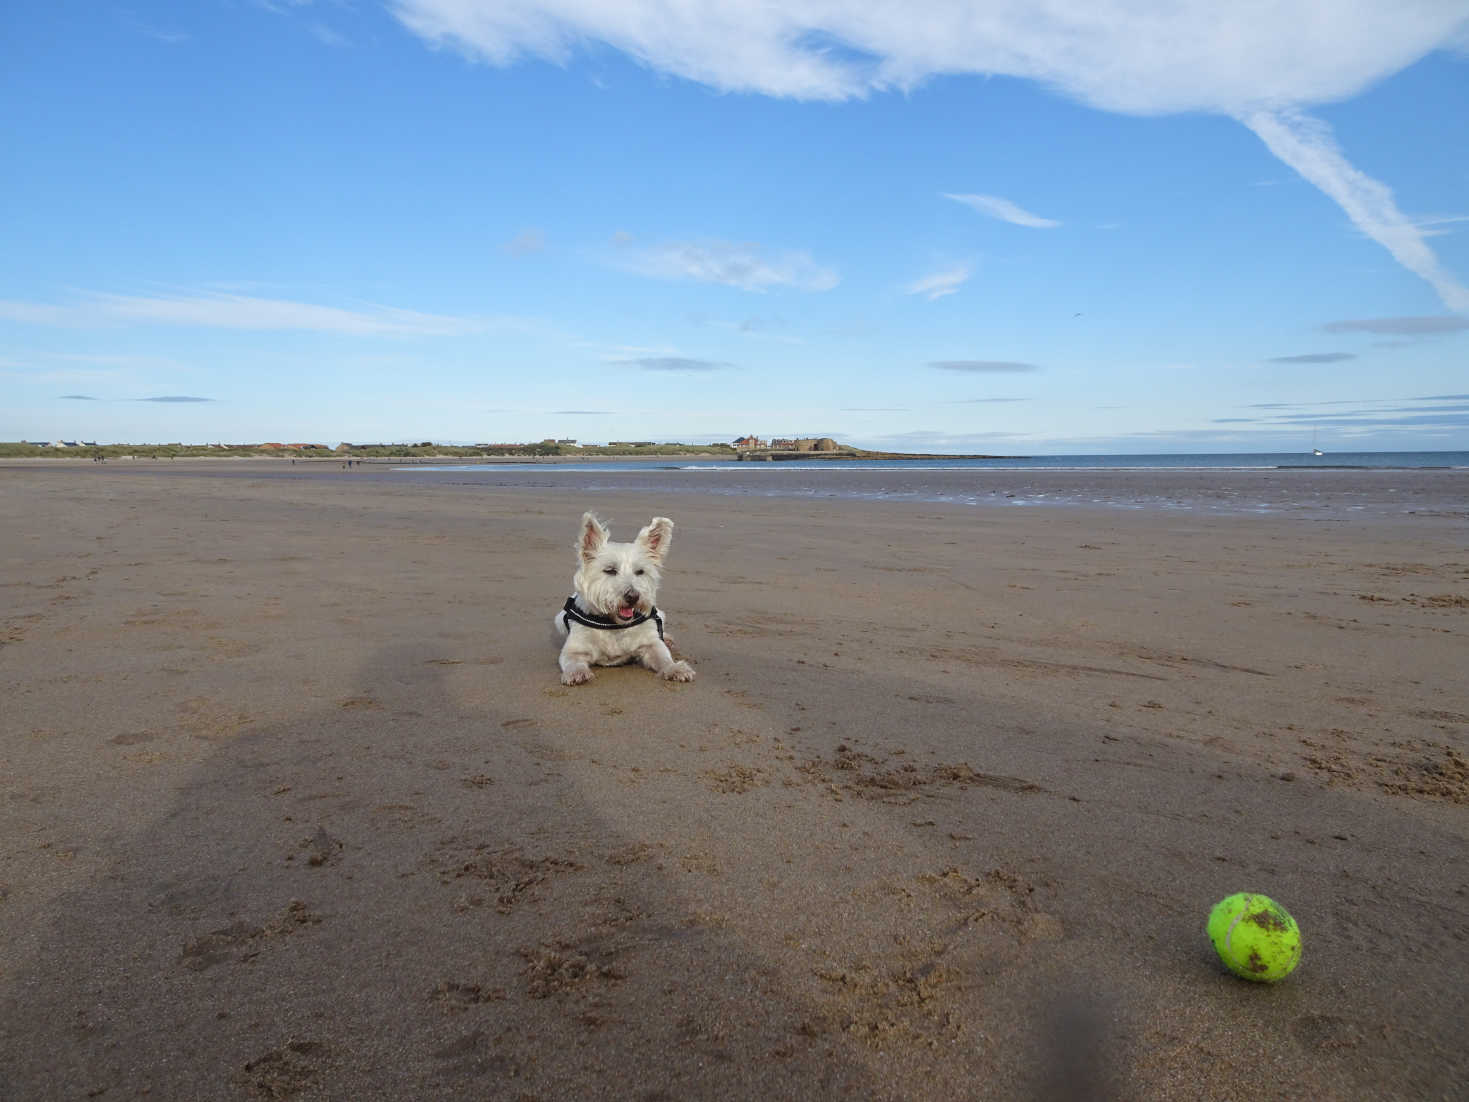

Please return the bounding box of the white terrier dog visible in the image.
[553,512,696,686]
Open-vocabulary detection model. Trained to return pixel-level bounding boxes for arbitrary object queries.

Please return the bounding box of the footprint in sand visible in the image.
[240,1040,332,1099]
[432,1030,525,1079]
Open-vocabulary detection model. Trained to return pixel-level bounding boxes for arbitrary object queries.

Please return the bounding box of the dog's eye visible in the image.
[634,569,644,575]
[602,566,617,575]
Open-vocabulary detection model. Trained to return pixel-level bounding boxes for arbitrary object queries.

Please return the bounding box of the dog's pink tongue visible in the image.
[619,605,636,618]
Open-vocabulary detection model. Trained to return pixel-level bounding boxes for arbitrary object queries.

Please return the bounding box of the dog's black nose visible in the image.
[623,589,639,604]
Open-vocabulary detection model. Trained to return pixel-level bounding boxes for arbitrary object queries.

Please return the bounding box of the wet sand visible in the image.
[1,461,1466,1099]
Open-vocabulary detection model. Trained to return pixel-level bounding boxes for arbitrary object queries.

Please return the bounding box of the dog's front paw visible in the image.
[661,661,696,683]
[561,668,595,686]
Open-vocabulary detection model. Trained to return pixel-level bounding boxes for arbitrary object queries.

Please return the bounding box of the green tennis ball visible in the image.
[1207,893,1302,982]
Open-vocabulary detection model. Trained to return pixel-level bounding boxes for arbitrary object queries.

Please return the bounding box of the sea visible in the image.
[396,451,1469,518]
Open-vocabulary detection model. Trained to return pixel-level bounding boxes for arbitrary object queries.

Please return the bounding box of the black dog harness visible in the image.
[561,596,665,640]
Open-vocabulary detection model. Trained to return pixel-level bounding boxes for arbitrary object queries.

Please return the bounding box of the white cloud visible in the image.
[1411,214,1469,238]
[904,264,972,300]
[0,291,497,336]
[391,1,1469,312]
[619,240,839,292]
[944,194,1059,229]
[1240,108,1469,314]
[389,1,1467,113]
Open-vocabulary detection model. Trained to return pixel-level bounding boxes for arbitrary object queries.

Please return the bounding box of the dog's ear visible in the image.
[634,517,674,564]
[577,512,608,564]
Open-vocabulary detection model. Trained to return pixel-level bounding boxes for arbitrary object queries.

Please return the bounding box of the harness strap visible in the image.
[562,596,664,640]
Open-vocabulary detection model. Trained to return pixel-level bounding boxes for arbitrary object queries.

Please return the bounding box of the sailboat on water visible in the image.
[1311,427,1324,456]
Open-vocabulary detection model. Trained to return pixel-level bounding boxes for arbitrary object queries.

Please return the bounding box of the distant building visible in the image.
[766,437,839,452]
[733,435,765,450]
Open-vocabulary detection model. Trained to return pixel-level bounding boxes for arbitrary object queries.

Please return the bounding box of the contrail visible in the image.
[1240,107,1469,315]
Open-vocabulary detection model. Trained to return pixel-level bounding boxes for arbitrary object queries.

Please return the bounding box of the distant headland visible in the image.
[727,435,1007,461]
[1,438,1012,462]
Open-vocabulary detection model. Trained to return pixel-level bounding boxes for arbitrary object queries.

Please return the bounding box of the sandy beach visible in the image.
[1,460,1465,1100]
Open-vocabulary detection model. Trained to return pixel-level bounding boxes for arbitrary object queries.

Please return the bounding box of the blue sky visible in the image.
[3,1,1467,453]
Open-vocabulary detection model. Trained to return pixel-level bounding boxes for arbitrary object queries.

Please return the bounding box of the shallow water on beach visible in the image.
[413,450,1469,474]
[395,455,1469,519]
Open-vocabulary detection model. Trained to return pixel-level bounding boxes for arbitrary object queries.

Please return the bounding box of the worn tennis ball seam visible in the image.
[1222,903,1246,960]
[1222,902,1271,974]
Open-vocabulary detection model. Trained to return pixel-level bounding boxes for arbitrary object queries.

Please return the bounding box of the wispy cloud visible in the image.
[1323,316,1469,335]
[3,350,191,387]
[0,291,496,336]
[0,301,73,325]
[394,1,1463,108]
[729,315,783,333]
[551,409,612,414]
[56,392,212,403]
[687,314,806,345]
[617,240,838,292]
[851,429,1029,452]
[1220,393,1469,430]
[309,22,350,48]
[118,10,190,44]
[617,356,733,372]
[948,397,1032,403]
[1240,108,1469,314]
[391,2,1469,309]
[930,360,1039,373]
[1267,352,1356,364]
[503,228,545,255]
[1412,214,1469,238]
[943,194,1059,229]
[904,264,971,301]
[254,0,315,15]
